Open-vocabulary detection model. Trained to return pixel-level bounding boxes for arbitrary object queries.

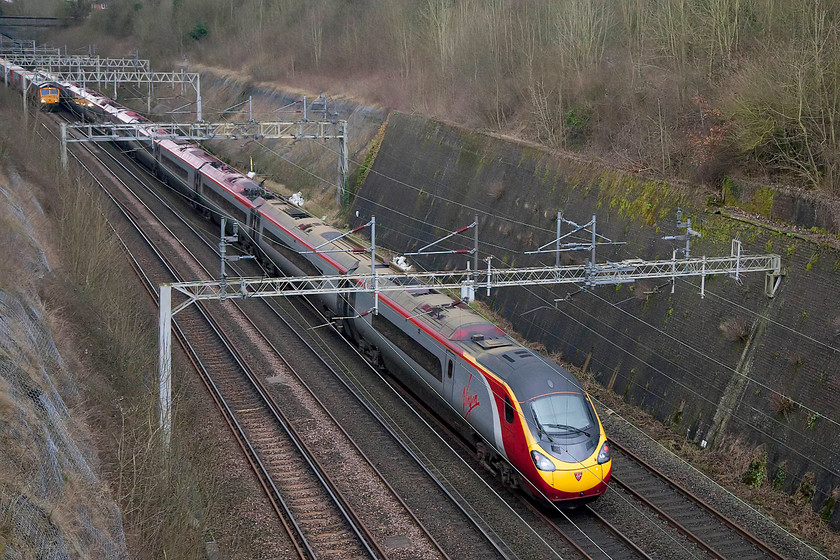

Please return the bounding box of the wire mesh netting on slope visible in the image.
[0,171,128,560]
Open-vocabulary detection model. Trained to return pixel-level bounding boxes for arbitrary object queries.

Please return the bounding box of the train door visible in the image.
[249,209,261,249]
[339,290,360,343]
[152,143,161,177]
[443,352,456,402]
[191,168,202,208]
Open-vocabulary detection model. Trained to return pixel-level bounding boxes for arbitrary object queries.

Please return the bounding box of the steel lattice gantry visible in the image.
[156,248,782,445]
[61,120,346,142]
[60,120,349,200]
[0,40,60,56]
[50,67,203,119]
[164,252,782,304]
[2,54,150,72]
[57,68,198,87]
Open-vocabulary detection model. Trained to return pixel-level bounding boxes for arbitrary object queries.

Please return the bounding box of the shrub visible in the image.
[189,20,208,41]
[719,316,749,342]
[770,393,797,417]
[743,451,766,487]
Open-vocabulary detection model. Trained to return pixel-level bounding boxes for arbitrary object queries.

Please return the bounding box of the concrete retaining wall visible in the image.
[351,112,840,526]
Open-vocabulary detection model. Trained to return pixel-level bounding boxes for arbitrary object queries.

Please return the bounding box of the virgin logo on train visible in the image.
[574,472,583,481]
[462,373,480,418]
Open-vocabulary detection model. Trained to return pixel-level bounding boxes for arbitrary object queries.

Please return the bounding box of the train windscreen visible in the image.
[530,393,594,435]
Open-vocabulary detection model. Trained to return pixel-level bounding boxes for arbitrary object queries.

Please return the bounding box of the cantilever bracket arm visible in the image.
[525,213,623,255]
[300,219,372,254]
[403,220,477,256]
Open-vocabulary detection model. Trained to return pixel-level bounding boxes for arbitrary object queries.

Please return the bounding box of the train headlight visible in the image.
[531,450,556,472]
[597,441,611,464]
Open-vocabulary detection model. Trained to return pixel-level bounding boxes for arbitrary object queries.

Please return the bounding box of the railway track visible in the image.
[35,105,807,560]
[610,440,785,560]
[41,113,528,558]
[556,505,652,560]
[46,118,388,558]
[182,300,384,559]
[371,337,791,560]
[375,365,652,559]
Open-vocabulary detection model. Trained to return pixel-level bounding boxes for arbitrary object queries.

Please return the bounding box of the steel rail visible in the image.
[610,440,786,560]
[35,115,313,558]
[53,114,493,559]
[188,292,383,559]
[225,301,454,560]
[46,100,530,559]
[74,106,523,560]
[79,132,382,560]
[129,145,512,558]
[378,369,650,560]
[238,286,517,559]
[243,259,529,558]
[62,113,494,558]
[41,114,377,558]
[582,504,653,560]
[44,107,641,560]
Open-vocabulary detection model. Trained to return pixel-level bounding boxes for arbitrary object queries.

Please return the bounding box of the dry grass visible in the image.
[0,90,236,558]
[0,377,17,422]
[48,182,222,558]
[770,393,798,418]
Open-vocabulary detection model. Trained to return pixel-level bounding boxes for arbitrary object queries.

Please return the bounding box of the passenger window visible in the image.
[504,395,514,424]
[447,360,453,379]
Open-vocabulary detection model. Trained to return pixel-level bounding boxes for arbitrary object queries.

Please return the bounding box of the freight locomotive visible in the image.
[1,60,60,110]
[0,58,612,503]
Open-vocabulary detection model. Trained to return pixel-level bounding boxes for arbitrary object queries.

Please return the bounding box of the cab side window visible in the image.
[504,395,514,424]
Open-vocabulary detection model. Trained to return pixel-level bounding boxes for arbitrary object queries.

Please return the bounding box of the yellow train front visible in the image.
[457,343,613,504]
[0,59,60,112]
[38,83,60,112]
[336,280,614,505]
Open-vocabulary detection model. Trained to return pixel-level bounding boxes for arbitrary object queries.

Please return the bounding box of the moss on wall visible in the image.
[352,111,840,525]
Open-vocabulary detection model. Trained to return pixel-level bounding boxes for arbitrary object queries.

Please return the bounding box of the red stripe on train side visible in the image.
[158,143,255,209]
[257,212,348,273]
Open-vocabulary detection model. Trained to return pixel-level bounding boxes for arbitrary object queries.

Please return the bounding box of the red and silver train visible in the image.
[0,58,612,504]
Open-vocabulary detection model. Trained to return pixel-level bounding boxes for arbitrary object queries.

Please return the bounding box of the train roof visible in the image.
[27,72,587,404]
[474,344,582,401]
[0,58,58,87]
[253,195,363,273]
[245,186,586,401]
[382,285,584,402]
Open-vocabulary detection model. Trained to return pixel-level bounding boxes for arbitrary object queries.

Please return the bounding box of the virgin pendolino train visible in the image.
[0,58,612,503]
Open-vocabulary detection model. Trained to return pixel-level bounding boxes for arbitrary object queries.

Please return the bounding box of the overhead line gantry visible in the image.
[59,118,349,202]
[6,42,348,200]
[0,36,60,55]
[1,54,150,72]
[156,213,783,446]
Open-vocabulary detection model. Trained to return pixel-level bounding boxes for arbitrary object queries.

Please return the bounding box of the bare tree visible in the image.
[555,0,613,76]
